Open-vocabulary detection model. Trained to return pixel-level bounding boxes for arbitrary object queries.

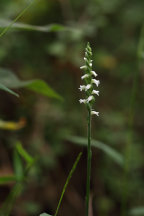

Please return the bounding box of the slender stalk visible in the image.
[79,42,99,216]
[86,107,92,216]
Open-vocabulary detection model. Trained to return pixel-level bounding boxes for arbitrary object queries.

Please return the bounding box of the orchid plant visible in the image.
[79,42,100,216]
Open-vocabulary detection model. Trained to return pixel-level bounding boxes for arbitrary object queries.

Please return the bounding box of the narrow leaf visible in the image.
[26,80,62,100]
[0,0,38,38]
[0,19,69,33]
[66,136,124,166]
[0,176,17,185]
[0,68,62,100]
[0,83,18,97]
[54,152,82,216]
[16,141,34,165]
[130,207,144,215]
[13,150,24,181]
[0,183,23,216]
[0,118,26,131]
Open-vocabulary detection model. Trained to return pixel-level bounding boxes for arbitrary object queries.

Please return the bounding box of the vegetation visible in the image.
[0,0,144,216]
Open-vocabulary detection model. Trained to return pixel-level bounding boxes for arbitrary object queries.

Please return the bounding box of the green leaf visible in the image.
[0,68,62,100]
[16,141,34,165]
[26,80,62,100]
[54,152,82,216]
[0,176,17,185]
[40,213,52,216]
[66,136,124,166]
[0,83,19,97]
[0,0,38,38]
[130,207,144,215]
[0,19,72,33]
[13,150,24,181]
[0,183,23,216]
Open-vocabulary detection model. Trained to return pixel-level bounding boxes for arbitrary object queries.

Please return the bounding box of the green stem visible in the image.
[86,107,92,216]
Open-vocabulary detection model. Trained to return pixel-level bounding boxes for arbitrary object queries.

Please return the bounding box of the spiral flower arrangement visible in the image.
[79,42,100,216]
[79,42,100,117]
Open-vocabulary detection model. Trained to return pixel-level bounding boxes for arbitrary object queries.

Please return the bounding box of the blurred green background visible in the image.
[0,0,144,215]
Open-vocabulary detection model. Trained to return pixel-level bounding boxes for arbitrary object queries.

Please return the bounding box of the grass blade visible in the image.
[0,183,23,216]
[0,0,38,38]
[54,152,82,216]
[15,141,34,165]
[0,19,69,33]
[0,176,17,185]
[66,136,124,166]
[0,83,19,97]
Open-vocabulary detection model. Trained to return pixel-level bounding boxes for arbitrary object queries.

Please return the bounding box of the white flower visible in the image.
[80,65,87,70]
[79,85,86,91]
[92,90,99,96]
[91,111,99,116]
[79,43,100,111]
[79,84,91,91]
[92,79,100,87]
[91,71,97,77]
[81,74,89,80]
[85,84,91,91]
[79,99,87,104]
[87,95,94,103]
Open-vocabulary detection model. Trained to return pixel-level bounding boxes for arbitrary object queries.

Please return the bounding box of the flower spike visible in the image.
[79,42,100,216]
[79,42,100,117]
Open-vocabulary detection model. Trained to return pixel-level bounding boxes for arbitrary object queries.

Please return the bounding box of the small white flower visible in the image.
[79,84,91,91]
[91,71,97,77]
[92,90,99,96]
[79,99,87,104]
[79,85,86,91]
[91,111,99,116]
[80,65,87,70]
[89,63,92,67]
[92,79,100,87]
[81,74,89,80]
[85,84,91,91]
[87,95,94,103]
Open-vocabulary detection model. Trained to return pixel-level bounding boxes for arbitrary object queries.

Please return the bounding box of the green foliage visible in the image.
[0,0,37,38]
[0,141,36,216]
[0,83,19,97]
[0,176,17,185]
[15,141,34,165]
[0,19,71,33]
[130,207,144,215]
[54,152,82,216]
[0,0,144,215]
[0,68,62,100]
[66,136,124,166]
[13,150,24,181]
[0,183,23,216]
